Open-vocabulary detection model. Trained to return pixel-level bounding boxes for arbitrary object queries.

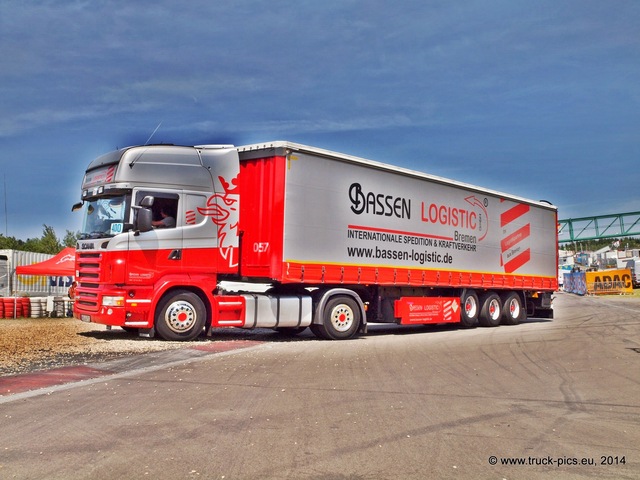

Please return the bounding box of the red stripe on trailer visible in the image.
[504,248,531,274]
[500,203,530,227]
[348,224,453,241]
[501,224,531,252]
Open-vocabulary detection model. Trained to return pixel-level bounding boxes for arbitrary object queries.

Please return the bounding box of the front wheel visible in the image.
[155,290,206,341]
[310,295,361,340]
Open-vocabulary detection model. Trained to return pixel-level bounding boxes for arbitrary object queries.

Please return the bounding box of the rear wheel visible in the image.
[459,290,479,328]
[479,293,502,327]
[501,292,524,325]
[310,295,361,340]
[155,290,206,341]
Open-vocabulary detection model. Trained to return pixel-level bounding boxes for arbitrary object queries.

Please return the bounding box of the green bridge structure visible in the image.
[558,211,640,244]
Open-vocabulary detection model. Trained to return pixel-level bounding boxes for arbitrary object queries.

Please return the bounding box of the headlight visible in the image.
[102,296,125,307]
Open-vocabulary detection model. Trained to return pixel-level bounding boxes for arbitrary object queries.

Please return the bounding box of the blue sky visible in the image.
[1,0,639,241]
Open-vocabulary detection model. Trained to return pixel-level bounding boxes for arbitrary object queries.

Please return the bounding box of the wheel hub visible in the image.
[509,299,519,317]
[489,299,500,320]
[465,297,477,317]
[330,305,353,332]
[165,301,196,333]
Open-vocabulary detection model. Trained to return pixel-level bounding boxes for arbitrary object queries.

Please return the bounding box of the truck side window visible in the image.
[136,192,179,229]
[152,200,177,228]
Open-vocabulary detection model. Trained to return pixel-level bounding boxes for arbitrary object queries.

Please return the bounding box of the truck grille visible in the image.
[76,252,103,311]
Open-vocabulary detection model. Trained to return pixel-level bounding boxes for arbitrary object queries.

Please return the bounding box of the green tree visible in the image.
[39,225,62,253]
[0,235,23,250]
[63,230,79,247]
[0,226,76,254]
[21,225,62,254]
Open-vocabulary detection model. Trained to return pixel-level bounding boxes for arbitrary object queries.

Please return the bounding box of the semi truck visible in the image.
[72,141,557,340]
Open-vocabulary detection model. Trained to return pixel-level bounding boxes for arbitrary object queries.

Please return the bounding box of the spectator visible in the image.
[68,281,77,299]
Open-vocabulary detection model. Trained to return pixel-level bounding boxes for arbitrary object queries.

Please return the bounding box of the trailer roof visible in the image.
[237,141,557,211]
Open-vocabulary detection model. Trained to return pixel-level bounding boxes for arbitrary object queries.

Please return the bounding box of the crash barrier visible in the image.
[585,269,633,295]
[563,272,587,295]
[0,296,73,318]
[0,297,31,318]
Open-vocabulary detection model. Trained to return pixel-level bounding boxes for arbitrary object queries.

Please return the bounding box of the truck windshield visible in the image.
[79,195,129,239]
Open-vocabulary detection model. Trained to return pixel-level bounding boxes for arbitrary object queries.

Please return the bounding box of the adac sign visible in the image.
[585,269,633,295]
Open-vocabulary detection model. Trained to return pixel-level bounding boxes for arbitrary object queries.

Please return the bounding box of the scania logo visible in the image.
[79,242,95,250]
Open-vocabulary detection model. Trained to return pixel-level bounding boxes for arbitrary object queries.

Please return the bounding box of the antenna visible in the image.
[144,122,163,145]
[130,122,163,169]
[3,173,7,236]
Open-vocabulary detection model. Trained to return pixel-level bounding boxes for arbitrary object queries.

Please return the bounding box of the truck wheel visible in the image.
[155,290,206,341]
[479,293,502,327]
[311,295,361,340]
[459,290,479,328]
[501,292,524,325]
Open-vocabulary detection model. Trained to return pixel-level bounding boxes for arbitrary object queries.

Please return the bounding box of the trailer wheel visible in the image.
[155,290,206,341]
[459,290,479,328]
[311,295,361,340]
[501,292,524,325]
[479,293,502,327]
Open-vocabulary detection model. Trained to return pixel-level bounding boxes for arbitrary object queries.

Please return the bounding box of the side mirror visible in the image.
[71,202,83,212]
[132,195,155,233]
[140,196,154,208]
[136,208,153,233]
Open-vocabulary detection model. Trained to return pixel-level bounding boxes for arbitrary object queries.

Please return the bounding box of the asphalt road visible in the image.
[1,292,639,479]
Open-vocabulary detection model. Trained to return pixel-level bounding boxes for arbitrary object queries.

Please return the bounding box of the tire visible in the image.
[155,290,206,341]
[459,290,479,328]
[479,293,502,327]
[501,292,524,325]
[311,295,361,340]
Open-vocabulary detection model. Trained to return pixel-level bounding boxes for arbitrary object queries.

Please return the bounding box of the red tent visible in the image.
[16,247,76,277]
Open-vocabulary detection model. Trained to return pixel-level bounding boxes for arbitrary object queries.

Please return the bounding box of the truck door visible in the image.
[128,189,182,285]
[181,192,219,274]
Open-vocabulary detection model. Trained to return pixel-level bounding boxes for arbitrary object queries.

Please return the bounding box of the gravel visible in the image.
[0,317,214,376]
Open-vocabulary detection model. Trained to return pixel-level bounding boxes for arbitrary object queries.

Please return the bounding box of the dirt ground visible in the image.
[0,317,212,376]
